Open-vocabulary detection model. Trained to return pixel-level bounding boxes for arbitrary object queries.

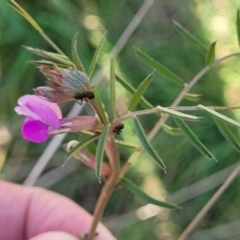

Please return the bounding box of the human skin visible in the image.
[0,181,115,240]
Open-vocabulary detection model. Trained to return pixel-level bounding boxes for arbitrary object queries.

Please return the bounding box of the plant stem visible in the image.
[177,163,240,240]
[87,134,120,240]
[147,52,240,141]
[169,105,240,111]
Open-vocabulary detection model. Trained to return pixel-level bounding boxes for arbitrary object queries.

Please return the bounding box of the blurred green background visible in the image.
[1,0,240,239]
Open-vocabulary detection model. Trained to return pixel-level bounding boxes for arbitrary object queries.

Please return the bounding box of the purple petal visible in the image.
[22,118,49,143]
[25,101,60,129]
[17,95,62,118]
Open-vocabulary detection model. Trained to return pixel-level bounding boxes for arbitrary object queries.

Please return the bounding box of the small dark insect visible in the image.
[74,91,95,103]
[113,123,124,134]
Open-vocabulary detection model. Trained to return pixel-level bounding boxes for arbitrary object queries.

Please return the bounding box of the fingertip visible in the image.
[29,231,79,240]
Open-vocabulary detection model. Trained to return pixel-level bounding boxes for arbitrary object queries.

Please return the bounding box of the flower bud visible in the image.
[34,86,73,102]
[38,65,95,103]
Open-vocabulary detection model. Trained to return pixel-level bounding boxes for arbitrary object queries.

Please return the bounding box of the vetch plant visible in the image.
[11,1,240,239]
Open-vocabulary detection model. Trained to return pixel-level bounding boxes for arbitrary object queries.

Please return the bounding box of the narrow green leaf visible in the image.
[115,106,200,124]
[9,0,66,56]
[71,33,86,72]
[183,93,202,102]
[134,118,166,172]
[173,20,207,54]
[205,41,217,65]
[157,106,200,121]
[65,134,99,161]
[96,124,111,181]
[88,32,106,79]
[116,75,153,109]
[24,46,74,67]
[135,48,184,86]
[128,71,154,111]
[214,118,240,152]
[93,88,109,125]
[199,105,240,129]
[28,60,67,68]
[81,133,96,155]
[174,118,216,160]
[121,178,180,209]
[162,124,182,136]
[115,140,138,148]
[237,10,240,48]
[110,58,116,120]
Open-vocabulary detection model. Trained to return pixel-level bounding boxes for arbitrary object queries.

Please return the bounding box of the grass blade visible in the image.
[183,93,202,102]
[134,118,166,172]
[205,41,217,65]
[88,32,106,79]
[174,118,216,160]
[71,33,86,72]
[162,124,183,136]
[173,20,207,55]
[110,58,116,120]
[237,10,240,48]
[214,118,240,152]
[199,104,240,128]
[135,48,184,86]
[96,124,111,181]
[9,0,66,56]
[92,88,109,125]
[116,75,153,109]
[121,178,180,209]
[128,71,154,111]
[65,134,100,161]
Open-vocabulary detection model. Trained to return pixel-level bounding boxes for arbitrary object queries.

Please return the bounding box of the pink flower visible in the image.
[15,95,62,143]
[15,95,104,143]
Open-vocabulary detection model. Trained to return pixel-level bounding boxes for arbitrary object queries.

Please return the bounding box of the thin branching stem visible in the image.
[169,105,240,111]
[148,52,240,141]
[178,163,240,240]
[87,134,120,240]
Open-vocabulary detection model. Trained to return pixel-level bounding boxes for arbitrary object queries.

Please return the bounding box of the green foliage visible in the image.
[183,93,202,102]
[205,41,217,65]
[110,58,116,120]
[121,177,180,209]
[133,117,166,172]
[128,71,154,111]
[199,105,240,128]
[214,118,240,152]
[174,118,216,160]
[136,48,184,85]
[96,124,110,181]
[88,33,106,79]
[173,20,207,54]
[116,75,153,109]
[236,9,240,48]
[92,88,109,124]
[162,124,183,136]
[71,33,86,72]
